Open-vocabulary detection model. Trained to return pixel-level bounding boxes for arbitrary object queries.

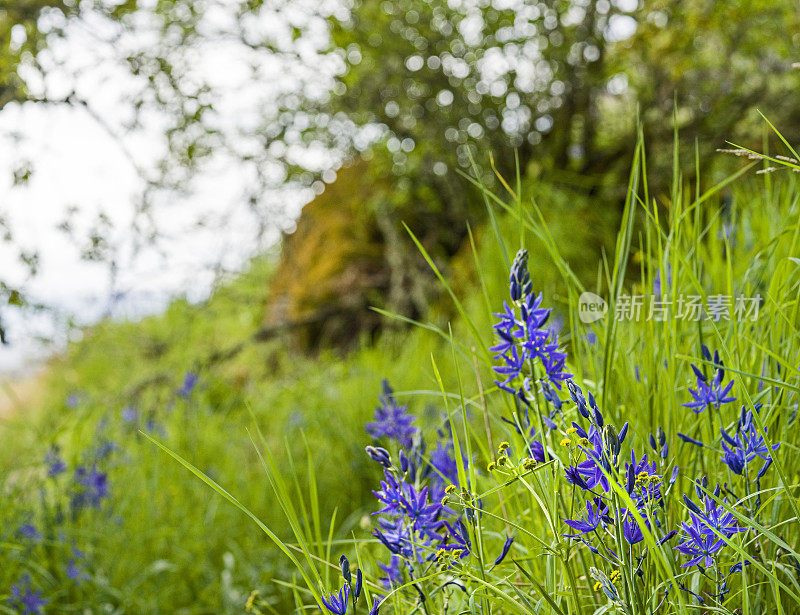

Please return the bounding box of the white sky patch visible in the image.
[0,98,301,373]
[0,4,338,374]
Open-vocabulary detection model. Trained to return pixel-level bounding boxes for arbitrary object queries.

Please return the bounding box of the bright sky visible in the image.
[0,3,338,373]
[0,102,289,373]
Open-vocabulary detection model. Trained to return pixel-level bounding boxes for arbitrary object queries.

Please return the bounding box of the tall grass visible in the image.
[1,130,797,614]
[158,132,800,614]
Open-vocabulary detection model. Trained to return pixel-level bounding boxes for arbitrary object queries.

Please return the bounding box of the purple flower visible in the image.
[338,554,351,583]
[493,536,514,566]
[676,491,746,568]
[653,265,672,298]
[685,494,745,540]
[563,497,611,537]
[509,249,533,301]
[541,381,563,411]
[67,559,89,584]
[564,465,591,490]
[45,448,67,477]
[321,584,350,614]
[121,406,139,423]
[365,446,392,468]
[8,575,48,615]
[573,425,611,492]
[529,439,546,463]
[177,372,198,398]
[683,347,736,412]
[675,523,726,567]
[71,465,109,511]
[18,524,41,542]
[677,432,704,447]
[378,555,404,590]
[491,250,571,400]
[373,517,416,558]
[621,510,648,545]
[722,447,745,475]
[648,427,669,459]
[720,407,779,475]
[366,380,418,448]
[373,470,442,540]
[427,441,462,502]
[567,380,590,417]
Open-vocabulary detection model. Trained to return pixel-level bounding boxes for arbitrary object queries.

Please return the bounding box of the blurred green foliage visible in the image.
[266,161,387,348]
[0,0,71,107]
[327,0,800,178]
[268,0,799,322]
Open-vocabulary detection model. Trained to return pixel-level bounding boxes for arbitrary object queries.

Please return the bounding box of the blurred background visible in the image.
[0,0,798,612]
[1,0,798,369]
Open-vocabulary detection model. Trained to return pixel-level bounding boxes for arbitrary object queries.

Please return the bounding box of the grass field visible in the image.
[2,136,799,614]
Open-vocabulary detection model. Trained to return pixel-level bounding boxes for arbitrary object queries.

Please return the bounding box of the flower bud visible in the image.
[339,555,351,583]
[399,450,409,473]
[493,536,514,566]
[365,446,392,468]
[354,568,363,598]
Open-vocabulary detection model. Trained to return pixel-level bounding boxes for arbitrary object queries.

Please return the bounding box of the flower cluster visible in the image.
[66,547,90,584]
[8,575,48,615]
[489,254,777,605]
[57,436,114,515]
[683,346,736,412]
[71,464,110,511]
[720,404,779,476]
[5,428,118,611]
[9,525,91,614]
[678,400,778,507]
[314,250,787,614]
[555,379,754,604]
[9,380,191,613]
[46,439,114,517]
[560,381,672,556]
[676,482,746,569]
[373,470,444,550]
[362,380,522,613]
[491,249,571,404]
[366,379,418,448]
[364,382,465,611]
